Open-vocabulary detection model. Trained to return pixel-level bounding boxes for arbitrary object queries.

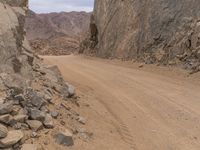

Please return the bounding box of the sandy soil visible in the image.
[43,55,200,150]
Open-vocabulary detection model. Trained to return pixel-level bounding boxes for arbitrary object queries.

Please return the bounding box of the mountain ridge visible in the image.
[25,10,91,55]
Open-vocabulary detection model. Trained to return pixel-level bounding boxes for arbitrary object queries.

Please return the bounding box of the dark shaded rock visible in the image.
[14,94,25,103]
[0,102,13,115]
[26,90,46,109]
[7,87,23,99]
[53,129,74,147]
[29,109,46,122]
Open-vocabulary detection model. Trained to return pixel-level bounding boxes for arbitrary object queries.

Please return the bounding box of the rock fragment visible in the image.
[0,102,13,115]
[54,129,74,147]
[0,130,23,148]
[0,114,13,124]
[31,132,38,138]
[0,124,8,138]
[29,109,46,122]
[66,83,75,97]
[50,111,59,119]
[77,116,86,125]
[13,115,28,123]
[26,91,46,109]
[43,114,54,129]
[26,120,43,132]
[138,63,144,68]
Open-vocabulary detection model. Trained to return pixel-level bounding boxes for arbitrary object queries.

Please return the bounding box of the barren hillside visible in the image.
[25,10,91,55]
[3,0,200,149]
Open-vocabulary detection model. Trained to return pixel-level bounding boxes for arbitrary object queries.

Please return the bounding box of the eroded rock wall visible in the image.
[0,0,33,76]
[0,1,83,149]
[88,0,200,70]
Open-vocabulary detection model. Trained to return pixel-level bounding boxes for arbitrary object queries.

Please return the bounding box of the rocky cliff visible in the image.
[0,1,85,149]
[85,0,200,72]
[0,0,33,77]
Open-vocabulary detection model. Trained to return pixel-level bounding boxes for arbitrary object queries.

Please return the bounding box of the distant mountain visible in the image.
[25,10,91,55]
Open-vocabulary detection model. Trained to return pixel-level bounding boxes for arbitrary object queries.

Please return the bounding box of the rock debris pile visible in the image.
[0,0,89,149]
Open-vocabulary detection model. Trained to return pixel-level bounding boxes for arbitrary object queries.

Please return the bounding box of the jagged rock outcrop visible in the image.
[0,1,86,149]
[84,0,200,72]
[0,0,33,77]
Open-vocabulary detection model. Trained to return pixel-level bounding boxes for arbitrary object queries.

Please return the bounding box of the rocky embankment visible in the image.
[0,1,88,149]
[82,0,200,73]
[25,10,91,55]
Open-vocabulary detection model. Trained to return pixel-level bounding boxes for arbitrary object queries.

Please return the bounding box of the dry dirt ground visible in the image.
[44,55,200,150]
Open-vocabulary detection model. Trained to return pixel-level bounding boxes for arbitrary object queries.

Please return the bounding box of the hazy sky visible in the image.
[29,0,94,13]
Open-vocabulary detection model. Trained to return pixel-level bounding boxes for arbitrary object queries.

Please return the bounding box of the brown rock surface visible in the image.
[0,0,85,149]
[83,0,200,71]
[0,130,23,148]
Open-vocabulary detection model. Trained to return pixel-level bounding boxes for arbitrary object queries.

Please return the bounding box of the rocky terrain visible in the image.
[25,10,91,55]
[0,1,89,149]
[2,0,200,150]
[82,0,200,73]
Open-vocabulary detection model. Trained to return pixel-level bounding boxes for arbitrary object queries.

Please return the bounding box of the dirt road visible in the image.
[44,55,200,150]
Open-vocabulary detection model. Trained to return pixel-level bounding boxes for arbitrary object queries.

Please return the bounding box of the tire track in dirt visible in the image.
[54,58,137,149]
[44,55,200,150]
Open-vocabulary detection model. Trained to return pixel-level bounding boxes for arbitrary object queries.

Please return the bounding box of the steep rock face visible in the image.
[0,0,33,76]
[0,1,82,149]
[90,0,200,70]
[0,0,77,103]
